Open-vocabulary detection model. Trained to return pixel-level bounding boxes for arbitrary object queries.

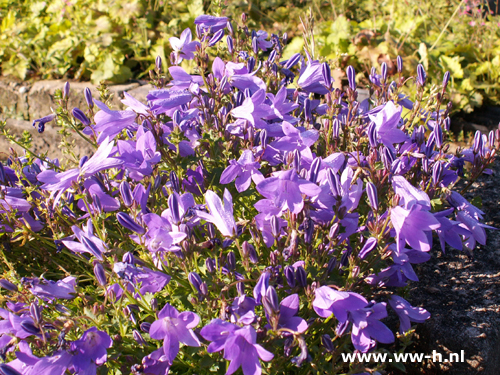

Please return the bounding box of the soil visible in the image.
[389,158,500,375]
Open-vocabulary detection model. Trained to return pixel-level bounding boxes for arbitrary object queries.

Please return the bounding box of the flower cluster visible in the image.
[0,12,498,375]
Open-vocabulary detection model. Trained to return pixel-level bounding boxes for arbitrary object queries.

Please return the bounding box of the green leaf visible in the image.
[439,55,464,79]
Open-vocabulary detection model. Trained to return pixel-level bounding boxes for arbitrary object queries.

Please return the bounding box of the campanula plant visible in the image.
[0,10,498,375]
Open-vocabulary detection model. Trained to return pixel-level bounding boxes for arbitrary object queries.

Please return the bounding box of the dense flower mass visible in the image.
[0,12,498,375]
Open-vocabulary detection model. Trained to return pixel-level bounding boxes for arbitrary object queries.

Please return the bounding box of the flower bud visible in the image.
[309,157,321,184]
[30,303,41,325]
[84,87,93,109]
[284,266,296,287]
[417,64,426,86]
[473,130,483,154]
[140,322,151,333]
[270,215,280,238]
[119,181,133,207]
[262,286,279,317]
[327,169,340,198]
[117,212,145,234]
[205,258,216,273]
[226,35,234,54]
[322,62,332,89]
[304,98,312,123]
[295,266,307,287]
[367,122,378,148]
[155,56,162,73]
[133,330,147,346]
[169,171,180,193]
[381,62,387,82]
[0,279,17,292]
[326,257,337,274]
[208,29,225,47]
[63,82,70,99]
[150,298,158,311]
[433,124,443,149]
[236,281,244,296]
[168,193,181,225]
[72,108,90,126]
[442,71,450,90]
[358,237,377,259]
[20,321,40,335]
[397,56,403,73]
[347,65,356,90]
[188,272,203,294]
[226,251,236,270]
[93,262,107,286]
[366,182,378,211]
[284,53,301,69]
[432,162,443,185]
[332,118,340,139]
[322,334,334,352]
[122,251,135,265]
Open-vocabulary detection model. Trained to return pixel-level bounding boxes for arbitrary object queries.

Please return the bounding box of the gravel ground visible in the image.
[396,158,500,375]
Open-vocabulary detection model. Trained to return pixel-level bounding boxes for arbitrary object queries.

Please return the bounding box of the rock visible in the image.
[0,78,30,120]
[0,118,94,161]
[27,80,141,120]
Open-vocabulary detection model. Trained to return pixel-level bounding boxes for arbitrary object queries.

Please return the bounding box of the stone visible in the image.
[0,78,30,120]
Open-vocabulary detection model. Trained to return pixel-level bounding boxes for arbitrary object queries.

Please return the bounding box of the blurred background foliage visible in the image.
[1,0,500,112]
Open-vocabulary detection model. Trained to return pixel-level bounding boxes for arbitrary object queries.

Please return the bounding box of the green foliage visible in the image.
[1,0,500,112]
[0,0,206,83]
[282,0,500,113]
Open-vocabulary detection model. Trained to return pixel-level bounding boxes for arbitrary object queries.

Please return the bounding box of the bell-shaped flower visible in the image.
[348,302,394,352]
[196,189,237,237]
[29,276,77,301]
[200,320,274,375]
[71,327,112,373]
[391,204,440,253]
[220,150,264,192]
[269,121,318,152]
[388,295,430,333]
[149,304,200,365]
[170,28,200,64]
[231,89,272,129]
[297,61,329,94]
[62,219,108,260]
[256,169,321,214]
[368,101,408,152]
[265,294,308,334]
[117,127,161,181]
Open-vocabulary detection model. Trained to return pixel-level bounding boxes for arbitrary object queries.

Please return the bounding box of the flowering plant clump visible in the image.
[0,12,498,375]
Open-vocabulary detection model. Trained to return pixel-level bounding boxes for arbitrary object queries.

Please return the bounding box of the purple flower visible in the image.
[113,262,170,297]
[297,61,329,94]
[313,287,394,352]
[391,204,440,253]
[231,89,272,129]
[266,294,308,334]
[200,320,274,375]
[220,150,264,192]
[29,276,77,300]
[349,302,394,352]
[92,99,138,143]
[147,89,193,116]
[388,295,430,333]
[368,101,407,152]
[62,220,108,260]
[149,303,200,365]
[254,31,273,51]
[256,169,321,214]
[170,28,200,64]
[37,137,123,206]
[182,165,205,196]
[194,15,228,33]
[196,189,237,237]
[142,213,187,253]
[71,327,112,373]
[117,127,161,181]
[27,350,73,375]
